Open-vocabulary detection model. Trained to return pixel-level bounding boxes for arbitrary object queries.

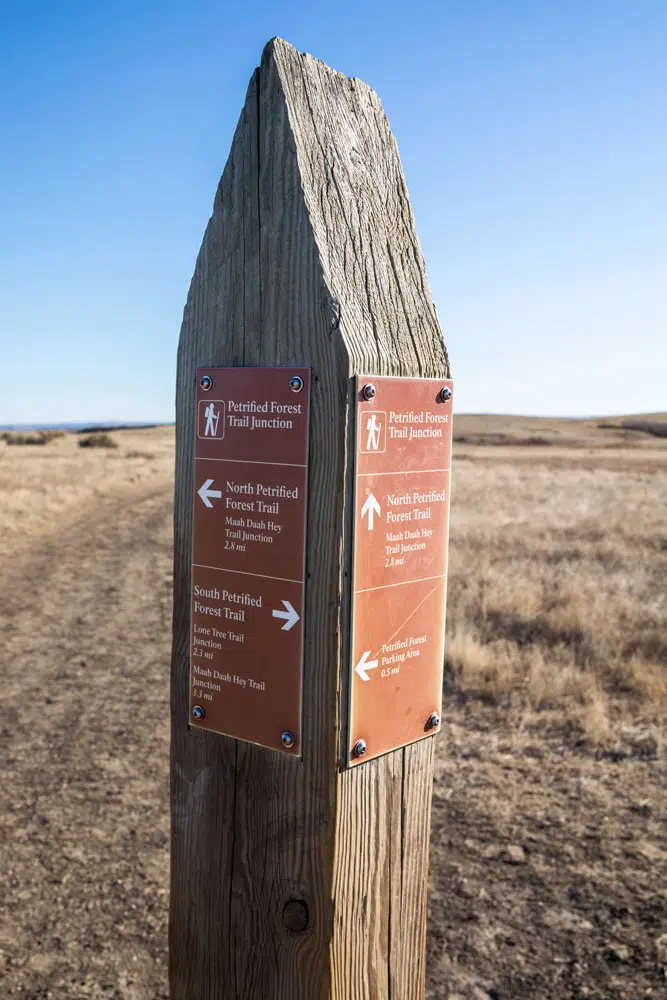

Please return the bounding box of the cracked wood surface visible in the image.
[170,38,450,1000]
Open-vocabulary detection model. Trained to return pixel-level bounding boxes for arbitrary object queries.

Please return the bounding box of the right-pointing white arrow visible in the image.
[198,478,222,508]
[272,600,300,631]
[361,492,381,530]
[355,650,379,682]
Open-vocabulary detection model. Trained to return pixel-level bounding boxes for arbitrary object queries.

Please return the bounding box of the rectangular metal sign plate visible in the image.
[349,375,454,765]
[189,367,310,755]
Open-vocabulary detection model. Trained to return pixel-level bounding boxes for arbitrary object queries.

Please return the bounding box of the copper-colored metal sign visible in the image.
[349,375,454,765]
[190,367,310,755]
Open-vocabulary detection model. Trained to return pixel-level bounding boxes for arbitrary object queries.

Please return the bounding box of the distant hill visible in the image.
[0,422,174,433]
[453,413,667,447]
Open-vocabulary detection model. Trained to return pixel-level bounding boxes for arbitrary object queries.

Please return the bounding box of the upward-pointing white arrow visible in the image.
[198,478,222,508]
[272,600,300,631]
[355,650,379,682]
[361,492,381,530]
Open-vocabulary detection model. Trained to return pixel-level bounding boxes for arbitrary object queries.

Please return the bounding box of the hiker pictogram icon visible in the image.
[197,399,226,440]
[359,411,386,453]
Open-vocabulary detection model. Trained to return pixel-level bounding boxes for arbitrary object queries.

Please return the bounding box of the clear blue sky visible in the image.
[1,1,665,423]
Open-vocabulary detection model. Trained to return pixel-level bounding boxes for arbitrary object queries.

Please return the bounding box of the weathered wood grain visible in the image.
[170,38,450,999]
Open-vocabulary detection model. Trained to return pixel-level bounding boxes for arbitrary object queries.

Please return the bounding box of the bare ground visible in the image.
[1,426,666,999]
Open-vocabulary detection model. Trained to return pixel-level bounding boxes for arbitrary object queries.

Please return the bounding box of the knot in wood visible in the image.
[282,899,309,933]
[325,295,341,331]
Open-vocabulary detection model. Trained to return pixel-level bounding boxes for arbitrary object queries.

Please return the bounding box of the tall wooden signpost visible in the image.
[171,39,453,999]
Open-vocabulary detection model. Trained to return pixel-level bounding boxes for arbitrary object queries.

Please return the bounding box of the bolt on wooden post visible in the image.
[170,38,453,1000]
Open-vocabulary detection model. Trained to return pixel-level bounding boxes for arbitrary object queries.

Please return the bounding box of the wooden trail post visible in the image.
[171,38,452,999]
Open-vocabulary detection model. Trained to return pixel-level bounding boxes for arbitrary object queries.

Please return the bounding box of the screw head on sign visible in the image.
[426,712,441,731]
[281,731,295,749]
[192,705,205,721]
[362,383,376,401]
[352,739,367,758]
[438,386,452,403]
[200,375,213,392]
[289,375,304,393]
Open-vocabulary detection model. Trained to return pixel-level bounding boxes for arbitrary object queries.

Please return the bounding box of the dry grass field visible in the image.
[1,418,666,999]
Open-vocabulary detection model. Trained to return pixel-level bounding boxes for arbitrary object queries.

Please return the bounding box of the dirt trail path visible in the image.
[427,710,667,999]
[1,486,173,999]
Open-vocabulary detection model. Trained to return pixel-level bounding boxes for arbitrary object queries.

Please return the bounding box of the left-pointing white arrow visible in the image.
[198,478,222,508]
[272,600,300,631]
[355,650,379,682]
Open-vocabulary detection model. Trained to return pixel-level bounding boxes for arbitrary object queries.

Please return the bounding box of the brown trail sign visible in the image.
[349,376,454,765]
[171,38,452,1000]
[190,366,311,755]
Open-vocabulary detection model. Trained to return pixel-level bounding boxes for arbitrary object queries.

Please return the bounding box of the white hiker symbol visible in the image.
[204,402,220,437]
[366,413,382,451]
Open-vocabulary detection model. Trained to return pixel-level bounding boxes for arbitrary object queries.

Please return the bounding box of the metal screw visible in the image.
[289,376,304,393]
[281,731,295,749]
[352,739,367,758]
[192,705,205,721]
[426,712,440,731]
[438,386,452,403]
[362,383,376,401]
[200,375,213,392]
